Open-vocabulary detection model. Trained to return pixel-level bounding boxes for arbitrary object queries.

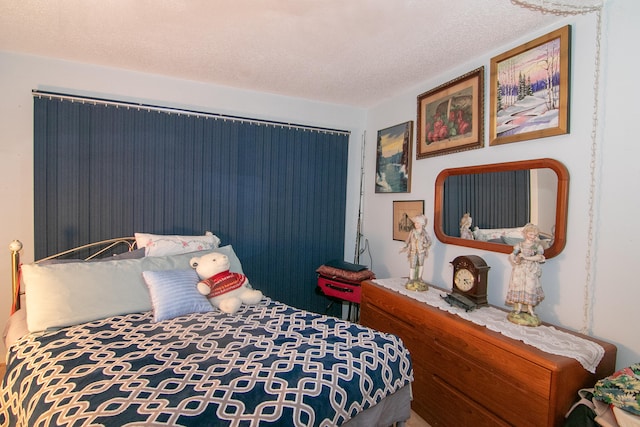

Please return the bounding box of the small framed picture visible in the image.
[375,121,413,193]
[489,25,571,146]
[416,67,484,158]
[393,200,424,241]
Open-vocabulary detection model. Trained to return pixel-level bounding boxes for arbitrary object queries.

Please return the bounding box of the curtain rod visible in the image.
[32,90,351,136]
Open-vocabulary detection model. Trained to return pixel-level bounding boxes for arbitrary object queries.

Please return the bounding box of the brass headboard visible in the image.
[9,237,137,314]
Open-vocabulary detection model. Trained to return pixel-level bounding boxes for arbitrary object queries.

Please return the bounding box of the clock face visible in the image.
[454,268,475,292]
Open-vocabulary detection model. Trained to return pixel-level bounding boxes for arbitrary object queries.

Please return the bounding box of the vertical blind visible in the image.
[33,94,349,315]
[443,170,530,236]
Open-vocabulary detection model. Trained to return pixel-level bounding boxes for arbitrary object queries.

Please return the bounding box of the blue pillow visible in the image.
[501,235,524,246]
[142,269,212,322]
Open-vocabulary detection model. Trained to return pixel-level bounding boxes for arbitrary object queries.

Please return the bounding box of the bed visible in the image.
[472,225,554,248]
[1,234,413,427]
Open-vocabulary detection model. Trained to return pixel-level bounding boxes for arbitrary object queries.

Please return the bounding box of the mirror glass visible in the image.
[434,158,569,258]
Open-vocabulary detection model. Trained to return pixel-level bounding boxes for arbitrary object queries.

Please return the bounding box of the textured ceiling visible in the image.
[0,0,566,107]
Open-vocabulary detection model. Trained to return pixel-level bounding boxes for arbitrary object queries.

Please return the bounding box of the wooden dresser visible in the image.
[360,280,617,427]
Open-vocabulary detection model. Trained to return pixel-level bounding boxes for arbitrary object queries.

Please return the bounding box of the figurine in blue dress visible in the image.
[506,223,545,326]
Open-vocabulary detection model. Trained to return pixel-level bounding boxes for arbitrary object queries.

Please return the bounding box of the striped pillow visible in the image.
[142,269,213,321]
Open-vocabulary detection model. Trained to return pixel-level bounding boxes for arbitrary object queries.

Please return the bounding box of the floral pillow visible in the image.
[135,231,221,256]
[594,363,640,415]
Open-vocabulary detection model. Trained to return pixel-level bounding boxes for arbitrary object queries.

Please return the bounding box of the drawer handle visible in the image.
[325,283,354,293]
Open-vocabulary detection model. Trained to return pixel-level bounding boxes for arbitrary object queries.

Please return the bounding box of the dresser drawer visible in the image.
[360,281,617,427]
[421,331,550,426]
[425,317,551,397]
[423,373,512,427]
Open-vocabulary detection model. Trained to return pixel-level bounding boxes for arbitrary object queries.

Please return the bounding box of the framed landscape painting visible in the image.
[490,25,571,146]
[375,121,413,193]
[416,67,484,158]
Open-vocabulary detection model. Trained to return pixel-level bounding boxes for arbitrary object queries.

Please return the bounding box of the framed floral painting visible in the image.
[375,121,413,193]
[416,67,484,158]
[489,25,571,146]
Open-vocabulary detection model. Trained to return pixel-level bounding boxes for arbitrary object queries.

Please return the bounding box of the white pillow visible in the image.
[142,269,213,322]
[135,231,221,256]
[22,250,213,333]
[503,228,525,238]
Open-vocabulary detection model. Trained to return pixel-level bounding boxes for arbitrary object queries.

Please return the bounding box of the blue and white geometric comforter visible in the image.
[1,298,413,427]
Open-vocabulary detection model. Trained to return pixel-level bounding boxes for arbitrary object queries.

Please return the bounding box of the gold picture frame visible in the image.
[393,200,424,241]
[416,67,484,159]
[489,25,571,146]
[375,121,413,193]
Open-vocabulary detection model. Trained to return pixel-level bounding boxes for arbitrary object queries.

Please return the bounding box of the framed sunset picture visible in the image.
[375,121,413,193]
[490,25,571,146]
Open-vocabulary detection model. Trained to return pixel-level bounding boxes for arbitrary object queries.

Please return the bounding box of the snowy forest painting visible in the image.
[489,26,570,146]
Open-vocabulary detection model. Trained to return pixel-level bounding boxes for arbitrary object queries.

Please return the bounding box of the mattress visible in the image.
[1,298,413,426]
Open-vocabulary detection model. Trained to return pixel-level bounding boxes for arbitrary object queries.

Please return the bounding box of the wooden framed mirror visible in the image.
[434,158,569,258]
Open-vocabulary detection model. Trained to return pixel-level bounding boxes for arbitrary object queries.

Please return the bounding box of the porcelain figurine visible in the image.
[505,223,546,327]
[460,212,474,240]
[400,214,432,291]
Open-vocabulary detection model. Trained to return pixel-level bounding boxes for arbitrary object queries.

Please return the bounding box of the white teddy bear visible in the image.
[190,251,263,314]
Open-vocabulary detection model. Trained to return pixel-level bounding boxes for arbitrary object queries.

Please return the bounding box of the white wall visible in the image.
[530,168,557,232]
[361,1,639,370]
[0,52,366,360]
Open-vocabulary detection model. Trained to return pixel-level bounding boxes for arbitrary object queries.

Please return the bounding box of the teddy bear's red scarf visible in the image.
[201,271,247,298]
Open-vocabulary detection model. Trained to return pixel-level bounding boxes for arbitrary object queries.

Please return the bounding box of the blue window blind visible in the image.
[443,170,530,236]
[33,94,349,315]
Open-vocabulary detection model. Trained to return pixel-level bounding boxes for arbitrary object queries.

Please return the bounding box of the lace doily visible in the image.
[372,278,605,373]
